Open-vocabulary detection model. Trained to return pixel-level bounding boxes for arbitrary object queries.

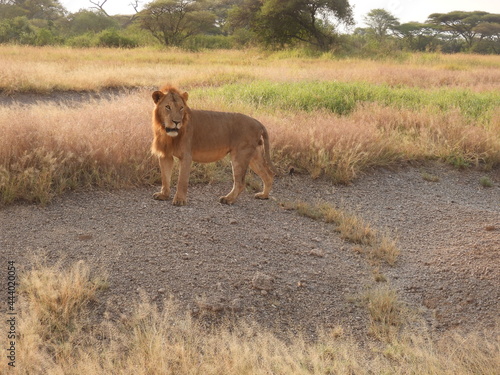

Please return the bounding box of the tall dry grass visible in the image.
[1,47,499,203]
[1,46,499,93]
[2,260,498,374]
[0,92,157,204]
[1,88,499,204]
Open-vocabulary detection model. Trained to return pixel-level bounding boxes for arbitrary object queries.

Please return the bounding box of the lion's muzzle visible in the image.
[164,121,181,137]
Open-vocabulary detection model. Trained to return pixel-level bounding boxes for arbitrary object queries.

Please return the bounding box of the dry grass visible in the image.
[1,47,499,204]
[364,286,404,341]
[0,93,155,204]
[285,201,399,267]
[2,90,499,204]
[1,260,498,374]
[284,200,376,245]
[1,46,499,93]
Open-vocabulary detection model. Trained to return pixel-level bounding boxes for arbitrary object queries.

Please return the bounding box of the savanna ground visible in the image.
[0,46,499,373]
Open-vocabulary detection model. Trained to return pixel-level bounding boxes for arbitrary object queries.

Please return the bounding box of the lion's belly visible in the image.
[191,149,229,163]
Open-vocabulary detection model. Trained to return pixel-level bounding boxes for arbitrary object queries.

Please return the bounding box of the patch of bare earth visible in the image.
[1,164,498,339]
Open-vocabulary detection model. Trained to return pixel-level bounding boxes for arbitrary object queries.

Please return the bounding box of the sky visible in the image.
[60,0,500,27]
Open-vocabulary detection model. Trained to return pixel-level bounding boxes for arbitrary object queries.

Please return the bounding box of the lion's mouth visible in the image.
[164,125,180,137]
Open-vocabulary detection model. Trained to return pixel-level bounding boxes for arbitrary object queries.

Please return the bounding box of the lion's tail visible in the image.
[261,126,279,176]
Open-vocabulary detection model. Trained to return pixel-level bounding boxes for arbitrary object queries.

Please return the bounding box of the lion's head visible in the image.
[152,86,189,138]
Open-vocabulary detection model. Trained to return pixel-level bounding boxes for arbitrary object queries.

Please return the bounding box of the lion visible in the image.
[151,85,276,206]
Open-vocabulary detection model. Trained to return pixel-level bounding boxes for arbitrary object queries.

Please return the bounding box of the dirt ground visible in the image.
[1,163,498,339]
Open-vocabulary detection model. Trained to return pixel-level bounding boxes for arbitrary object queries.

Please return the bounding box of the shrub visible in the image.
[182,34,233,51]
[0,16,35,44]
[96,28,138,48]
[65,32,95,48]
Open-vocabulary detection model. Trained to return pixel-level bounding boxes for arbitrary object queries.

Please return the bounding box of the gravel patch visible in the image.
[1,164,498,338]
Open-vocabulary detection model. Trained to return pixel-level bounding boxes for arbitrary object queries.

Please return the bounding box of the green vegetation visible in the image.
[480,176,494,188]
[204,80,500,121]
[0,1,499,53]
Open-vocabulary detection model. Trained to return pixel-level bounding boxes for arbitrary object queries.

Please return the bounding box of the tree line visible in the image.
[0,0,499,54]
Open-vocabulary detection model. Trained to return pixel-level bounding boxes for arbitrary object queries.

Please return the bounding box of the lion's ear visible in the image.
[182,92,189,102]
[152,91,164,104]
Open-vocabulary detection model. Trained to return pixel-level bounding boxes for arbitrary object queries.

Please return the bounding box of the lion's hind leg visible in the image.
[249,147,274,200]
[220,148,254,205]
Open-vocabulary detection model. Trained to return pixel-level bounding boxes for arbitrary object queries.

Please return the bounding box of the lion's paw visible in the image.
[219,196,234,205]
[153,192,169,201]
[172,196,187,206]
[254,192,269,200]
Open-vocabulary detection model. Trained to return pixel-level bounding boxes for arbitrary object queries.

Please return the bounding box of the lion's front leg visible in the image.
[153,155,174,201]
[172,155,192,206]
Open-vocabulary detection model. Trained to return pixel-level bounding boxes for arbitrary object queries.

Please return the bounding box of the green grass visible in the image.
[202,81,500,122]
[480,176,494,187]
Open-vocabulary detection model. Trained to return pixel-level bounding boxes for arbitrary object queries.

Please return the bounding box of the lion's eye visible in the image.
[180,106,184,111]
[166,105,171,110]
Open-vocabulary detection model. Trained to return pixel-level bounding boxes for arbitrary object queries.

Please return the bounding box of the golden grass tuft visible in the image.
[288,201,397,260]
[364,286,404,341]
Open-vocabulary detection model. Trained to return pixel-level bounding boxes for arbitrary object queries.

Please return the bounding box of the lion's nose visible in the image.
[172,120,180,127]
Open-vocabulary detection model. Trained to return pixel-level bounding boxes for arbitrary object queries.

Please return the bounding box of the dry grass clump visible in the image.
[0,93,157,204]
[12,259,106,372]
[364,286,404,341]
[257,103,500,182]
[3,260,498,374]
[285,200,376,245]
[284,201,399,267]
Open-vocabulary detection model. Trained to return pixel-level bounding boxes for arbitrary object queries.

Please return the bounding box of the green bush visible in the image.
[34,28,60,46]
[0,16,35,44]
[65,32,96,48]
[96,28,138,48]
[181,34,233,51]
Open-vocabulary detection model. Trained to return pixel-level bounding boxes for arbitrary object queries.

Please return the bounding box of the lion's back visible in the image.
[191,110,263,144]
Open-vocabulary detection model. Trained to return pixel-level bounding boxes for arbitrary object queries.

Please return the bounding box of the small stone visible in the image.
[229,218,238,225]
[158,288,166,294]
[230,298,244,312]
[309,248,325,257]
[252,272,274,291]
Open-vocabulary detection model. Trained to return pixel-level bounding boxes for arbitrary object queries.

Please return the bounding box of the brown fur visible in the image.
[151,85,276,205]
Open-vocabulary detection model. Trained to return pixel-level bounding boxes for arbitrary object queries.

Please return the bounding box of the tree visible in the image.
[0,16,34,43]
[427,11,495,49]
[139,0,216,46]
[473,16,500,53]
[89,0,110,17]
[395,22,438,51]
[67,10,118,35]
[364,8,399,41]
[13,0,65,20]
[228,0,354,50]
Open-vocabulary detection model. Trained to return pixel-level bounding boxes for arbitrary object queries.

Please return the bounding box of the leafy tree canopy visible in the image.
[427,11,500,47]
[228,0,354,50]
